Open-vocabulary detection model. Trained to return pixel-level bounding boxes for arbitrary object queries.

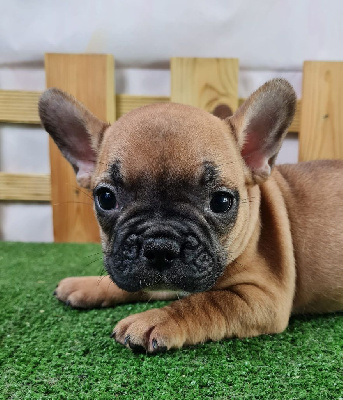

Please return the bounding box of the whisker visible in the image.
[145,295,153,305]
[52,201,93,206]
[59,182,94,201]
[84,258,103,268]
[106,279,114,292]
[97,274,108,286]
[85,252,103,258]
[72,186,94,201]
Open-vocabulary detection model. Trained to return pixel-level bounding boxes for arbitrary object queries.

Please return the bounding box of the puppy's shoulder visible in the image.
[273,159,343,205]
[275,159,343,185]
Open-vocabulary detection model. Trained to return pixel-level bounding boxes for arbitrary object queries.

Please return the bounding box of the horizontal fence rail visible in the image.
[0,90,301,133]
[0,172,50,201]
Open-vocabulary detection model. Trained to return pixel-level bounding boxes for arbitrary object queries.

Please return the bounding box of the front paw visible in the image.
[54,276,113,309]
[112,308,185,353]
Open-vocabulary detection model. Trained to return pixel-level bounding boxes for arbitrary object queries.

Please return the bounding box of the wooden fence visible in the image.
[0,55,342,242]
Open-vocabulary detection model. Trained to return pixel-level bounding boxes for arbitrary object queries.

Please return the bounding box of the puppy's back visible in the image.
[274,160,343,313]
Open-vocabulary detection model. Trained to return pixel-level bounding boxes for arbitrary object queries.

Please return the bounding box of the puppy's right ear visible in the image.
[39,88,109,188]
[227,79,296,184]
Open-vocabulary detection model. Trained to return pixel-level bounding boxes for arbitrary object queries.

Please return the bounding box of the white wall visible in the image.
[1,0,342,242]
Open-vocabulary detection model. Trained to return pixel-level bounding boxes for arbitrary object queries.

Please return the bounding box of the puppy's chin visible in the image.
[143,287,190,298]
[104,256,223,294]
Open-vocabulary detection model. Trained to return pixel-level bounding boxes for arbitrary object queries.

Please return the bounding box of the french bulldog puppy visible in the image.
[39,79,343,353]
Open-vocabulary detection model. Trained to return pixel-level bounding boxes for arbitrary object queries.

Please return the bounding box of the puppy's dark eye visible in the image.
[95,187,117,211]
[210,191,233,213]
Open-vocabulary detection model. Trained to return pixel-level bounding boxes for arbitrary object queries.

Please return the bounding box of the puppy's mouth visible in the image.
[104,216,226,293]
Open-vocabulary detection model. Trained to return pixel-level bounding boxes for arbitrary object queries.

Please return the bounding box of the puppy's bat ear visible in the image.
[228,79,296,184]
[39,88,109,188]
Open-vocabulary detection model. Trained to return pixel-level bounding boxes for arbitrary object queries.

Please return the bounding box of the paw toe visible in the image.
[112,311,173,353]
[150,338,167,353]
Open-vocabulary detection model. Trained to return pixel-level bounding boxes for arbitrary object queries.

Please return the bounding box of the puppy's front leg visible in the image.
[113,284,291,352]
[54,276,177,309]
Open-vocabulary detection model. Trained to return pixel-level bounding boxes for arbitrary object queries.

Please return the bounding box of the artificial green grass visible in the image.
[0,242,342,399]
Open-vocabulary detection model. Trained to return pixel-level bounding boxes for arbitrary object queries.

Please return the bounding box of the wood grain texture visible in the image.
[45,53,115,243]
[288,100,301,133]
[116,94,169,117]
[0,90,41,124]
[0,90,302,133]
[170,58,239,114]
[0,91,168,124]
[0,172,50,201]
[299,61,343,161]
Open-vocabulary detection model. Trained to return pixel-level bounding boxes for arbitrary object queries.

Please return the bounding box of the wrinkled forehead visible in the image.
[95,103,243,186]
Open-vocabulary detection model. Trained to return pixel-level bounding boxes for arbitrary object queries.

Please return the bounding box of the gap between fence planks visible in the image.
[0,90,301,133]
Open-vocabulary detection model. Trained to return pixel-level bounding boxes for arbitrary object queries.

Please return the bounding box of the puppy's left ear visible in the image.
[228,79,296,184]
[39,88,109,188]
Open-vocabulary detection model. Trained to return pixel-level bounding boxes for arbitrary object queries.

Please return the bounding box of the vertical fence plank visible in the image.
[299,61,343,161]
[45,53,115,242]
[170,58,239,115]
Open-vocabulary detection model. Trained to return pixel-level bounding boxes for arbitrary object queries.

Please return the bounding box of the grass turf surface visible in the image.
[0,242,342,399]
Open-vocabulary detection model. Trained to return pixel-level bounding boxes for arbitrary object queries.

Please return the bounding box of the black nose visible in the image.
[143,238,180,270]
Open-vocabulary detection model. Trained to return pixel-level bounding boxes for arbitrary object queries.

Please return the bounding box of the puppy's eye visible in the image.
[95,187,117,211]
[210,191,233,213]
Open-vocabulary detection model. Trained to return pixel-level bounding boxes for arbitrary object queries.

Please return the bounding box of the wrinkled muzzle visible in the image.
[104,212,227,293]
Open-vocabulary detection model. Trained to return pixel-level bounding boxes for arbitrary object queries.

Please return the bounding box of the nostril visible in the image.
[144,248,177,262]
[142,238,180,267]
[164,250,177,261]
[144,249,156,261]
